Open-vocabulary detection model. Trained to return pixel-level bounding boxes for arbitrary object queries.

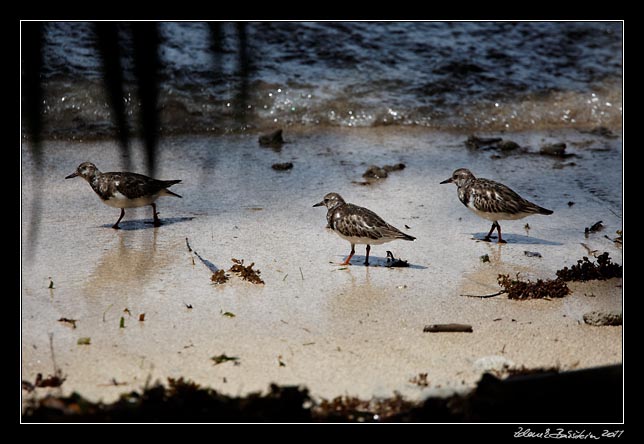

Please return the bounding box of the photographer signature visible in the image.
[514,428,624,439]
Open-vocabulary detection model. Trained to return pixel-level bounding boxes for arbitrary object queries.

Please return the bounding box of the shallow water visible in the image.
[21,128,622,403]
[30,21,622,138]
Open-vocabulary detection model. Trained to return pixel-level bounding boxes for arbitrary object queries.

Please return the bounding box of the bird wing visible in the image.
[334,204,408,241]
[105,172,168,199]
[469,179,541,215]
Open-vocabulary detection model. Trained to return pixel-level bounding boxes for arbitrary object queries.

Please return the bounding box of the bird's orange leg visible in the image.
[341,244,355,266]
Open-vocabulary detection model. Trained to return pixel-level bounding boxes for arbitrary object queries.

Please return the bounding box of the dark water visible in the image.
[31,21,622,138]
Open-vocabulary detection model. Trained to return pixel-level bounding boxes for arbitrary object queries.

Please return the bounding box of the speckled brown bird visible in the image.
[440,168,553,243]
[313,192,415,266]
[65,162,182,229]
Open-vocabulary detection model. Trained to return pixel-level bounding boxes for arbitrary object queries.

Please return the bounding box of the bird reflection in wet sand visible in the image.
[440,168,553,243]
[84,230,167,303]
[313,193,415,266]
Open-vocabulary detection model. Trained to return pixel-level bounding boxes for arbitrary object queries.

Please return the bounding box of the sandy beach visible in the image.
[21,126,622,407]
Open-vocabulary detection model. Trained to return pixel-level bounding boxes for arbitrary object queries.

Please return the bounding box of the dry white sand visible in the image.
[21,127,622,405]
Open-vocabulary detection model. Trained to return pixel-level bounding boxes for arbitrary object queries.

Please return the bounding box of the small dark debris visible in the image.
[585,221,604,235]
[385,251,410,268]
[138,314,145,322]
[119,317,125,329]
[211,269,230,284]
[278,355,286,367]
[211,354,239,366]
[77,337,91,345]
[363,165,389,180]
[360,163,406,183]
[383,163,406,172]
[504,366,560,378]
[498,274,570,300]
[48,279,55,289]
[258,129,284,147]
[23,372,67,392]
[583,311,622,326]
[58,318,77,329]
[221,311,236,318]
[272,162,293,171]
[524,251,542,258]
[39,369,65,389]
[404,225,411,229]
[409,373,429,387]
[229,259,265,285]
[185,303,193,309]
[556,252,622,281]
[423,324,473,333]
[101,378,128,387]
[480,254,490,263]
[567,201,575,207]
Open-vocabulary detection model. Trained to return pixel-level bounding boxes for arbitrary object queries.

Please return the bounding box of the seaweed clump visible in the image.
[555,252,622,282]
[497,274,570,300]
[211,270,229,284]
[314,393,416,422]
[229,259,265,285]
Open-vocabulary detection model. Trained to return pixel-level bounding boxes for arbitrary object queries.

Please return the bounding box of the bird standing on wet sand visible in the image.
[313,192,415,266]
[440,168,553,243]
[65,162,182,229]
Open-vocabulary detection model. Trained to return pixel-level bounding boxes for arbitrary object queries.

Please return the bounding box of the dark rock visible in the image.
[259,129,285,147]
[498,140,520,151]
[583,311,622,326]
[588,126,618,139]
[465,135,502,149]
[271,162,293,171]
[539,143,568,157]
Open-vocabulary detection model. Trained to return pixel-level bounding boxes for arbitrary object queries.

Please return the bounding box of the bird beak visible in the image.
[440,178,453,184]
[313,201,324,207]
[65,172,79,179]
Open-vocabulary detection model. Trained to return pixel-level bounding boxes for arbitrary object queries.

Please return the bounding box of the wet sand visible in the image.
[21,127,622,406]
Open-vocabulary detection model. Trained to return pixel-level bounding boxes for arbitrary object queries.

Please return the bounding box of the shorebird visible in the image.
[313,192,415,266]
[65,162,182,229]
[440,168,553,243]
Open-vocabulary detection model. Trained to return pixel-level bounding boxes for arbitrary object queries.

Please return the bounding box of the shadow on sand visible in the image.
[335,255,428,269]
[99,216,194,231]
[471,233,562,246]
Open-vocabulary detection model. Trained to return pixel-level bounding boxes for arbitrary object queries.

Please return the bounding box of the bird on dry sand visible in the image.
[440,168,553,243]
[65,162,182,229]
[313,192,415,266]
